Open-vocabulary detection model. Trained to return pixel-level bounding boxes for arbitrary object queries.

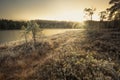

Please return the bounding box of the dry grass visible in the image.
[0,28,120,80]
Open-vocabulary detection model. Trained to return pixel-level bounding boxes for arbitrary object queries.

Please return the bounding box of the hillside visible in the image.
[0,28,120,80]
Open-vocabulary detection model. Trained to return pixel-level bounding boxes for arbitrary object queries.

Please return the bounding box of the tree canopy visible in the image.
[84,8,96,21]
[108,0,120,20]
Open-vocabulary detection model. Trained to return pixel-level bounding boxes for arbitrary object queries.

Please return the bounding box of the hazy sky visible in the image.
[0,0,110,21]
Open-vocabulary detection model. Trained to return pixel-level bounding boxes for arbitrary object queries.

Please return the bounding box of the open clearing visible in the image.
[0,29,120,80]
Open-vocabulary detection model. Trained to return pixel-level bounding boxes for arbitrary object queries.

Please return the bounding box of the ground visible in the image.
[0,28,120,80]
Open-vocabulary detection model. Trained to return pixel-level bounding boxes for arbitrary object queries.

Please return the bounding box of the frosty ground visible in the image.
[0,29,120,80]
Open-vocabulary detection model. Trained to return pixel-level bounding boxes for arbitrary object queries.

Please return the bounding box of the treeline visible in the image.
[0,19,83,30]
[0,19,120,30]
[0,19,27,30]
[84,20,120,30]
[35,20,83,29]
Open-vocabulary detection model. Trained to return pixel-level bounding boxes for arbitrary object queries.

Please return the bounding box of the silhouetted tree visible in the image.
[99,11,107,21]
[114,11,120,20]
[108,0,120,20]
[84,8,96,21]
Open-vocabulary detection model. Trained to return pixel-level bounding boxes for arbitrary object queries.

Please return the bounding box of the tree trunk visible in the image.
[32,29,36,50]
[90,15,92,21]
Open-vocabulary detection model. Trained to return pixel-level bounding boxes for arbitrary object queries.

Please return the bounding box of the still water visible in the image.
[0,29,79,44]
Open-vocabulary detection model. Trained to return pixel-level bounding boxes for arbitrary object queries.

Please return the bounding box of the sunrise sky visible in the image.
[0,0,110,21]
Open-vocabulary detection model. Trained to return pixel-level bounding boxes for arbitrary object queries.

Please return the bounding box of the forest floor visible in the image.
[0,28,120,80]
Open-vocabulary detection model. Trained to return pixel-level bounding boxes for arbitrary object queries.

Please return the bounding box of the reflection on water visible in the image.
[0,30,23,44]
[0,29,79,44]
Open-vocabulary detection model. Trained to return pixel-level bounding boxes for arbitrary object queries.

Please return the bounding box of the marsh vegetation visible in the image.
[0,0,120,80]
[0,25,120,79]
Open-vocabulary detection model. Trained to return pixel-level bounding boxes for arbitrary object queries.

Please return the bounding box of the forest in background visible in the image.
[1,0,120,79]
[0,19,83,30]
[0,0,120,30]
[0,19,120,30]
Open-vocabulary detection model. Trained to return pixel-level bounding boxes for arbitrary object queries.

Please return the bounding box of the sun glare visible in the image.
[39,11,100,22]
[39,11,84,22]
